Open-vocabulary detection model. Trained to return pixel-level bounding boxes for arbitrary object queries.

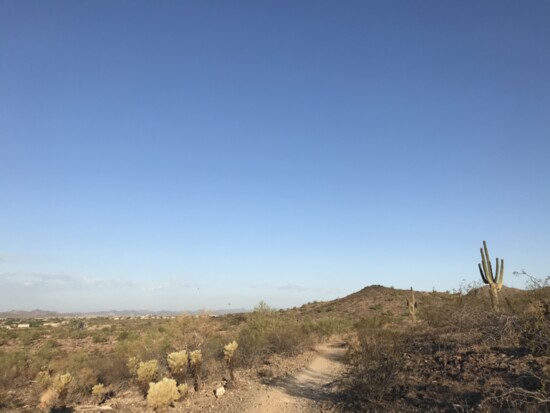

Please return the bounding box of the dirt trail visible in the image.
[243,341,347,413]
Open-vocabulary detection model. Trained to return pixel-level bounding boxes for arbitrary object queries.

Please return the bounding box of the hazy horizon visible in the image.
[1,1,549,312]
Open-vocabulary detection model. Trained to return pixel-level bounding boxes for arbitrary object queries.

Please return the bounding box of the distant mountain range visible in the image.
[0,308,248,319]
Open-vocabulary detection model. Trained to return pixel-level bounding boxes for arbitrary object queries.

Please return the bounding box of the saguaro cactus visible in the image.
[478,240,504,311]
[406,288,417,323]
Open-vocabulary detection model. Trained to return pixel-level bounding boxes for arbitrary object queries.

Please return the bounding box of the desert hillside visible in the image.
[0,283,548,412]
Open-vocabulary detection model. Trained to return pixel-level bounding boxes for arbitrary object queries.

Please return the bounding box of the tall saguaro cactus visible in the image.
[478,240,504,311]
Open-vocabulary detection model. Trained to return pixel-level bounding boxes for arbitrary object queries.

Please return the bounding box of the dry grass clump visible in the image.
[38,388,59,412]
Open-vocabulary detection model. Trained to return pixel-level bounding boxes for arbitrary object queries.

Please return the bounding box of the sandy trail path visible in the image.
[242,341,347,413]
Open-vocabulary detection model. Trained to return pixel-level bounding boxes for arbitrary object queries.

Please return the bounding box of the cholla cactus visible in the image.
[38,373,72,411]
[177,383,190,399]
[147,378,181,411]
[136,360,159,395]
[189,350,202,391]
[91,383,108,404]
[406,288,418,324]
[167,350,188,383]
[127,356,141,376]
[52,373,73,401]
[91,383,105,396]
[223,340,239,380]
[478,240,504,311]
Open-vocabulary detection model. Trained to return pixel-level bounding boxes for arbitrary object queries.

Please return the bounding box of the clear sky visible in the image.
[1,1,549,312]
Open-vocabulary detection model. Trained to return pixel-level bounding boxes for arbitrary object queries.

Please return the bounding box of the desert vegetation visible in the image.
[344,272,550,412]
[0,299,346,412]
[0,259,548,412]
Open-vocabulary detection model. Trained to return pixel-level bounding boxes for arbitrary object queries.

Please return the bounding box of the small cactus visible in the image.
[478,241,504,311]
[189,350,202,391]
[38,373,73,411]
[147,378,181,411]
[223,340,239,381]
[126,356,141,376]
[91,383,109,404]
[52,373,72,401]
[177,383,190,399]
[167,350,188,383]
[406,288,418,324]
[136,360,159,395]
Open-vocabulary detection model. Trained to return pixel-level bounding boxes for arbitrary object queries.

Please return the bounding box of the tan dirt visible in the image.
[240,341,346,413]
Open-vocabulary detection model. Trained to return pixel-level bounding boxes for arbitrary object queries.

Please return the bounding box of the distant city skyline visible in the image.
[1,1,549,312]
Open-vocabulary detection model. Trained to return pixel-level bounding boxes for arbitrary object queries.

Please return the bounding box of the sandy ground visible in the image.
[239,341,346,413]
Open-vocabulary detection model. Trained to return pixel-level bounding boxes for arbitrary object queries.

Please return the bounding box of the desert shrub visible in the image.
[117,322,171,363]
[167,350,188,383]
[237,307,315,367]
[117,329,139,341]
[37,338,61,356]
[92,351,129,385]
[0,329,15,346]
[0,350,29,386]
[47,351,99,397]
[147,378,180,410]
[38,387,59,412]
[17,329,43,345]
[35,370,53,390]
[313,316,353,336]
[166,315,222,350]
[92,331,108,343]
[345,323,404,409]
[518,302,550,356]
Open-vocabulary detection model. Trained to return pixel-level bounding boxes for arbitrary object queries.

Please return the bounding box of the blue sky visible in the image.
[1,1,549,312]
